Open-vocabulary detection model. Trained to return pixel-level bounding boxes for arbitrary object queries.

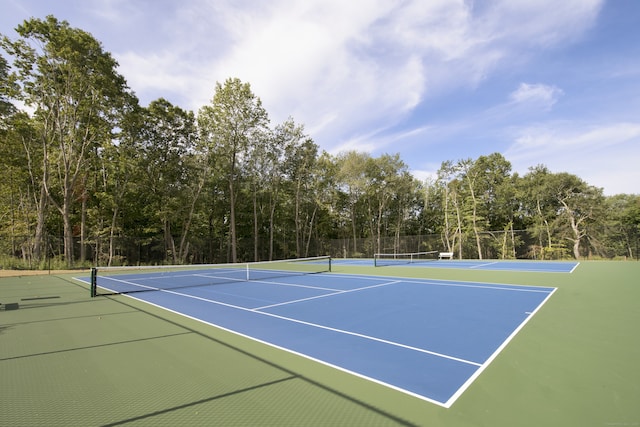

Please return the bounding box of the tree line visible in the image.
[1,16,638,268]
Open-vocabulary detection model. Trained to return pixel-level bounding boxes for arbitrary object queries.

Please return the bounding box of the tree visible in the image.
[521,165,558,258]
[436,161,460,257]
[198,78,269,262]
[364,153,413,254]
[548,173,604,259]
[521,167,604,259]
[469,153,513,258]
[2,16,135,266]
[335,151,370,255]
[136,99,200,263]
[452,158,486,259]
[605,194,640,259]
[435,154,514,259]
[0,54,16,119]
[245,125,281,261]
[282,127,318,258]
[92,108,142,266]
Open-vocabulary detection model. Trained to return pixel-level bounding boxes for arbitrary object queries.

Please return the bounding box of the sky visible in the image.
[2,0,639,195]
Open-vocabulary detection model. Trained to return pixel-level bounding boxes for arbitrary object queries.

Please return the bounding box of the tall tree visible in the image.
[548,172,604,259]
[2,16,135,266]
[92,108,143,266]
[245,126,278,261]
[282,126,318,258]
[335,151,370,256]
[469,153,513,258]
[0,57,37,262]
[521,166,605,259]
[364,153,412,254]
[0,54,15,119]
[455,158,486,259]
[436,161,460,256]
[137,99,200,263]
[198,78,269,262]
[604,194,640,259]
[521,165,557,258]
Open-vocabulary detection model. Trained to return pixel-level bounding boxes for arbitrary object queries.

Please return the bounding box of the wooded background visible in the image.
[1,17,638,268]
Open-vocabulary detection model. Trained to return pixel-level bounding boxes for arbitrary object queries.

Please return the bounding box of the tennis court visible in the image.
[339,257,579,273]
[2,261,639,426]
[77,258,556,408]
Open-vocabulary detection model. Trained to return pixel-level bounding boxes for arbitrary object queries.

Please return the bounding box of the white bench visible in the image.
[439,252,454,260]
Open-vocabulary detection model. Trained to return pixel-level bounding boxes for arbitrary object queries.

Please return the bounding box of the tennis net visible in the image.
[373,251,439,267]
[90,256,332,297]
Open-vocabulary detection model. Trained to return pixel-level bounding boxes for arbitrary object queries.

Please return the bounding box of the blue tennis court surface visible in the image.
[78,269,556,408]
[337,258,579,273]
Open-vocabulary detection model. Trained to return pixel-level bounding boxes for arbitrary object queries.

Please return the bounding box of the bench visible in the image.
[439,252,454,260]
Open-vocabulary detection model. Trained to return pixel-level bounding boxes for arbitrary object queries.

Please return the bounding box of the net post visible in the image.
[90,267,97,297]
[328,256,332,272]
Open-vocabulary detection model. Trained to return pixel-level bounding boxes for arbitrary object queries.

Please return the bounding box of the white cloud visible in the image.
[207,0,601,151]
[509,83,563,110]
[7,0,631,196]
[411,168,439,185]
[472,0,603,48]
[505,122,640,194]
[108,0,600,131]
[205,1,426,140]
[39,0,606,173]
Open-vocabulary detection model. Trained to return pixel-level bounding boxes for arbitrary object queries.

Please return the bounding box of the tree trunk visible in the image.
[351,205,358,255]
[62,188,74,267]
[253,183,259,261]
[33,183,48,264]
[469,186,483,260]
[304,206,317,258]
[108,206,119,267]
[80,181,87,264]
[269,202,276,261]
[179,170,206,263]
[443,187,452,252]
[295,183,301,258]
[453,193,463,259]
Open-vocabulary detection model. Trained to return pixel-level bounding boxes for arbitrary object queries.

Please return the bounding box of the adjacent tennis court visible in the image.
[78,257,556,408]
[341,256,579,273]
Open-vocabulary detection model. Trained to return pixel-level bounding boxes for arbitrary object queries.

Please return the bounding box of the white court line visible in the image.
[328,273,555,293]
[254,280,402,310]
[114,292,453,408]
[442,286,557,408]
[244,279,342,293]
[469,261,499,269]
[123,282,483,368]
[81,271,556,408]
[91,274,479,367]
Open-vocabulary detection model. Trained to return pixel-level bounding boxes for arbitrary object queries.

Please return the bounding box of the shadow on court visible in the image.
[0,273,418,426]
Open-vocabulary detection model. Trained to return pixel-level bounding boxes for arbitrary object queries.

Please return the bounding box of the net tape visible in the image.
[373,251,439,267]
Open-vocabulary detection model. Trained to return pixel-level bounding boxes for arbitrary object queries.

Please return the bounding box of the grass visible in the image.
[0,261,638,426]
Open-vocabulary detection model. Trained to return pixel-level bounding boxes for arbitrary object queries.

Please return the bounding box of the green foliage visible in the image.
[1,16,136,267]
[0,15,637,268]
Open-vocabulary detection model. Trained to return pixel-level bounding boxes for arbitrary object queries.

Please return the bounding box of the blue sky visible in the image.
[2,0,639,195]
